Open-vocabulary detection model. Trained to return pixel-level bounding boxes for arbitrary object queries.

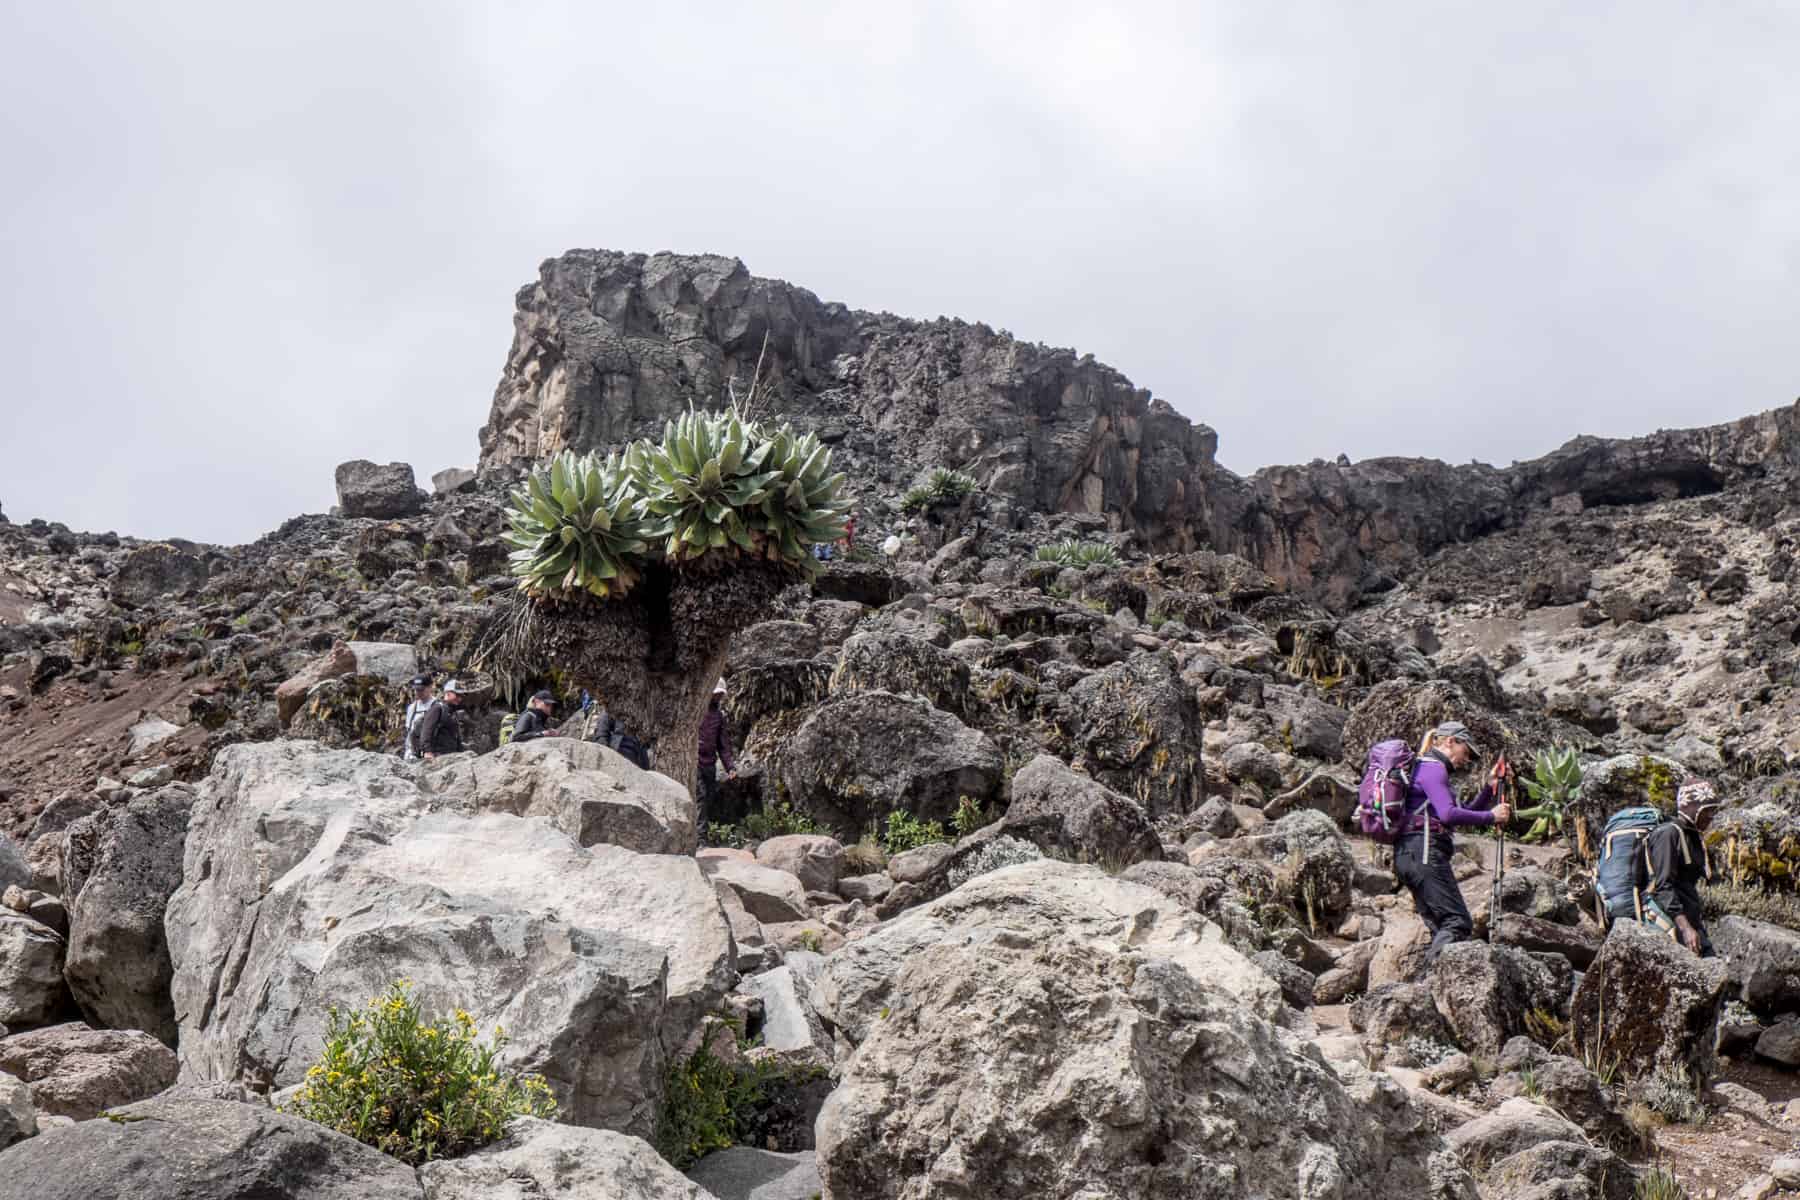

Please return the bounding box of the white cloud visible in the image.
[1,1,1796,539]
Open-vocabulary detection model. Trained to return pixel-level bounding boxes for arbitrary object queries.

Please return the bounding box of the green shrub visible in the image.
[705,801,822,848]
[654,1022,821,1171]
[952,795,986,838]
[284,981,556,1165]
[881,809,948,855]
[1516,745,1583,846]
[1033,540,1120,569]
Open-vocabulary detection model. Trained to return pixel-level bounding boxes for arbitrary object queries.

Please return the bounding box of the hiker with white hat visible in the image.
[697,680,737,824]
[417,679,470,760]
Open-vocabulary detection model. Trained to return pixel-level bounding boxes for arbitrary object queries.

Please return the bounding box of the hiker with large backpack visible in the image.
[1595,780,1720,956]
[1359,721,1511,966]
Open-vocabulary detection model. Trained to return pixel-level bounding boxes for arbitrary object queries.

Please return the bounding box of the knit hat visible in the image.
[1677,780,1721,823]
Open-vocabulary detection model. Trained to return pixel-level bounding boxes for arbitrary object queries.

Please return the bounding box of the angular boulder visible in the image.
[1349,982,1456,1064]
[334,459,422,518]
[0,1072,35,1150]
[60,787,192,1043]
[1479,1139,1635,1200]
[812,861,1474,1200]
[755,836,846,895]
[165,742,734,1137]
[418,1117,716,1199]
[110,543,209,608]
[0,1096,419,1199]
[0,1023,177,1119]
[1714,916,1800,1018]
[687,1147,819,1200]
[431,466,477,495]
[1053,654,1204,820]
[346,640,419,685]
[0,912,66,1027]
[778,691,1001,835]
[700,858,810,925]
[1491,913,1601,970]
[442,738,698,855]
[999,755,1162,868]
[1570,919,1727,1083]
[1428,941,1564,1059]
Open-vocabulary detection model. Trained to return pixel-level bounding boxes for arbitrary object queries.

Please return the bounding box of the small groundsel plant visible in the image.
[946,835,1043,890]
[951,795,986,838]
[1516,745,1583,846]
[900,467,977,513]
[284,981,556,1165]
[1642,1064,1707,1125]
[1033,539,1121,569]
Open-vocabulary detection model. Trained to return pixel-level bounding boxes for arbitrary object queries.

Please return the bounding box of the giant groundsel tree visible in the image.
[479,407,849,796]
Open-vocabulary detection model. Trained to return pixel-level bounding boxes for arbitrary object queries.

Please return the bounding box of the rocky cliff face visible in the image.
[477,249,1224,550]
[478,248,1800,610]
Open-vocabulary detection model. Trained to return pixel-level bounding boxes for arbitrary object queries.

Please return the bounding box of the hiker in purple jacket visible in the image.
[1394,721,1512,966]
[697,681,736,824]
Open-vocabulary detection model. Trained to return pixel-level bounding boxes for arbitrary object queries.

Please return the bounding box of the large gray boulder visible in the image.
[110,543,209,608]
[754,836,845,895]
[60,787,192,1043]
[778,691,1002,835]
[419,1118,716,1199]
[1428,941,1564,1059]
[0,912,66,1027]
[436,738,699,855]
[1714,916,1800,1018]
[165,742,734,1137]
[334,459,422,518]
[0,1022,177,1120]
[0,1096,420,1200]
[0,1073,34,1150]
[812,861,1474,1200]
[1053,654,1204,820]
[1571,919,1728,1083]
[999,755,1162,868]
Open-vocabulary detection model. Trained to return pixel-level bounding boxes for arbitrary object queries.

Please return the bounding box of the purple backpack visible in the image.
[1357,739,1418,843]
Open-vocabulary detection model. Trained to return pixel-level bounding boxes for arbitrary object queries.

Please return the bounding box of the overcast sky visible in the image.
[3,2,1797,544]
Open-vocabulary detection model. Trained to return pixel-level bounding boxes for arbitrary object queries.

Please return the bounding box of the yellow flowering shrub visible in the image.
[284,981,557,1164]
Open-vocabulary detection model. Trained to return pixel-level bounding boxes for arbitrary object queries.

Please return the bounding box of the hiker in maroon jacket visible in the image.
[697,681,736,823]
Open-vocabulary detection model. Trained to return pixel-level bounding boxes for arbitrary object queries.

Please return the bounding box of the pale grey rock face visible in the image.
[165,742,733,1138]
[0,912,65,1027]
[811,860,1475,1200]
[419,1118,718,1200]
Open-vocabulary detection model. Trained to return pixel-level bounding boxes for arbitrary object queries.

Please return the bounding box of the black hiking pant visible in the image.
[1393,831,1472,966]
[697,761,719,827]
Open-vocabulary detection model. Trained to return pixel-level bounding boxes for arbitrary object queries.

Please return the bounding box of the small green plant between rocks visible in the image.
[284,981,556,1165]
[1642,1064,1707,1124]
[880,809,949,855]
[654,1021,824,1172]
[1033,540,1120,569]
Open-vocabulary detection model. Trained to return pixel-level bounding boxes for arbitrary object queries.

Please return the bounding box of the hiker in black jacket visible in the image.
[418,680,468,759]
[1642,780,1722,956]
[511,690,561,742]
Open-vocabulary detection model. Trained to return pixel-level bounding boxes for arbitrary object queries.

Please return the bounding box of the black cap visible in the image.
[409,674,433,688]
[531,689,556,704]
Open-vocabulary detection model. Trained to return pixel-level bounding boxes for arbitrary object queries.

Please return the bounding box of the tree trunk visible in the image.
[518,561,795,800]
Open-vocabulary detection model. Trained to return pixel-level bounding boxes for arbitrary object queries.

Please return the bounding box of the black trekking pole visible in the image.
[1490,756,1510,936]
